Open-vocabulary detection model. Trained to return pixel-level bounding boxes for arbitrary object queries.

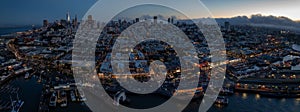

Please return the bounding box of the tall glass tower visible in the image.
[66,11,71,22]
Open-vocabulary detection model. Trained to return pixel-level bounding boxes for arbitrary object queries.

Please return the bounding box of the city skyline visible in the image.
[1,0,300,112]
[1,0,300,26]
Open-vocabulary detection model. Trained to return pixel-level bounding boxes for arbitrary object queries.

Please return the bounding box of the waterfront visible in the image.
[125,92,300,112]
[209,93,300,112]
[1,70,299,112]
[0,26,33,35]
[2,76,300,112]
[0,76,42,112]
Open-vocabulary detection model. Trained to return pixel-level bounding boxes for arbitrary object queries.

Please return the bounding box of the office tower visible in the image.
[168,18,171,23]
[88,15,93,22]
[73,14,78,27]
[225,21,230,31]
[66,12,71,22]
[118,19,122,24]
[75,15,77,22]
[43,20,49,27]
[230,26,235,32]
[97,22,101,28]
[154,16,158,24]
[86,15,95,28]
[136,18,140,23]
[171,18,174,24]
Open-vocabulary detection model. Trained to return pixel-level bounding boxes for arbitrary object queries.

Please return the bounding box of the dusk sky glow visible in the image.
[0,0,299,26]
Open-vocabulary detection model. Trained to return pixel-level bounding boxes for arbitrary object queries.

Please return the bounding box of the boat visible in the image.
[193,90,204,100]
[37,74,42,83]
[78,90,87,102]
[214,96,229,105]
[219,88,234,95]
[60,100,67,107]
[113,90,130,106]
[61,91,67,99]
[60,91,67,107]
[70,91,76,102]
[49,93,57,107]
[24,72,29,79]
[10,94,24,112]
[79,94,87,101]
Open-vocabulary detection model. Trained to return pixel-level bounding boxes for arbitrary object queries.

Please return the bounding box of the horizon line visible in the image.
[0,14,299,27]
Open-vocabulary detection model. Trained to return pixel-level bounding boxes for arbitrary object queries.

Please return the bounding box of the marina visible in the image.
[0,76,42,112]
[10,93,24,112]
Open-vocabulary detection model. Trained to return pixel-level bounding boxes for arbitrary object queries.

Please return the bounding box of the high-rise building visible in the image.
[66,12,71,22]
[88,15,93,22]
[136,18,140,23]
[154,16,158,24]
[73,14,78,27]
[224,21,230,31]
[43,20,49,27]
[86,15,95,27]
[75,15,77,23]
[118,19,122,24]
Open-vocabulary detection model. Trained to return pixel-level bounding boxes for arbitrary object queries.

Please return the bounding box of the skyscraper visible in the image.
[87,15,95,27]
[43,20,49,27]
[75,15,77,22]
[154,16,158,24]
[88,15,93,22]
[73,14,78,27]
[225,21,230,31]
[66,11,71,22]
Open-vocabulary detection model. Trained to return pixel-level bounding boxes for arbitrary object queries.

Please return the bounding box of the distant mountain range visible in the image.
[180,14,300,32]
[214,14,300,32]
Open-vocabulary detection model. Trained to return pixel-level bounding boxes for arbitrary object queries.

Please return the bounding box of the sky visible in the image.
[0,0,299,27]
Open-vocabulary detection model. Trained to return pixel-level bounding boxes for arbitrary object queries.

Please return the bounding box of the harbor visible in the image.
[0,76,42,112]
[2,75,300,112]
